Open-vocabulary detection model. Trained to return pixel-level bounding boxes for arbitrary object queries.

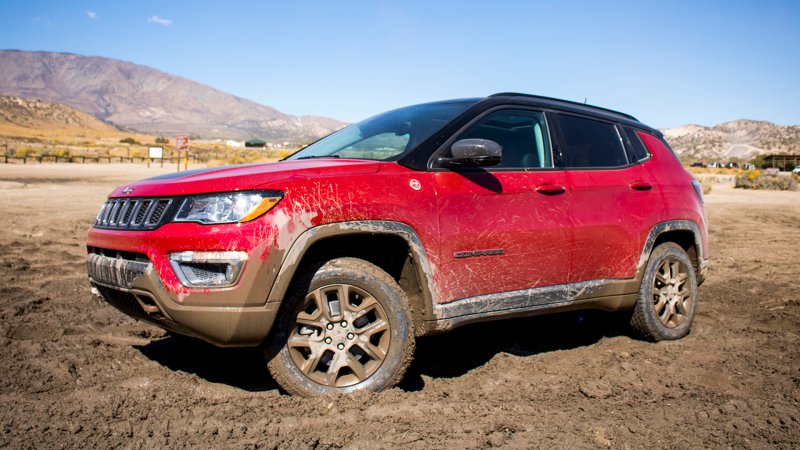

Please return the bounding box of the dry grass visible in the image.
[687,167,739,175]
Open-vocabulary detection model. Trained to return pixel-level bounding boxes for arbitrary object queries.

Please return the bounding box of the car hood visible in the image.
[108,158,381,197]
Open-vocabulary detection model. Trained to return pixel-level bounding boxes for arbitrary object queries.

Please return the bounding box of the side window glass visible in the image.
[445,109,552,169]
[556,114,629,168]
[621,126,650,162]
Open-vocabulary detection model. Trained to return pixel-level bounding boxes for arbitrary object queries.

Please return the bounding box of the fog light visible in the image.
[168,251,248,288]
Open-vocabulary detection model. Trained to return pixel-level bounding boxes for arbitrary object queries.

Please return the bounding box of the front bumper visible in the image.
[86,221,286,347]
[88,253,279,346]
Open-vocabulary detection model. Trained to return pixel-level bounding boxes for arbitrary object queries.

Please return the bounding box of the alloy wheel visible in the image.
[287,283,391,387]
[651,259,693,328]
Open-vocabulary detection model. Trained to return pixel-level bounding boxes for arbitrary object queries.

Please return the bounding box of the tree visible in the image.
[750,154,770,169]
[120,137,141,145]
[155,136,169,144]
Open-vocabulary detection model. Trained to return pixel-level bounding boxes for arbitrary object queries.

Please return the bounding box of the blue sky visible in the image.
[1,1,798,128]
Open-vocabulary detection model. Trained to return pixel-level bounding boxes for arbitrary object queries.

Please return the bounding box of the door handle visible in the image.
[535,184,566,195]
[629,181,653,191]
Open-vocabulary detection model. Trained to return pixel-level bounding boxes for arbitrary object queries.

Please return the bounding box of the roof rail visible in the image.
[489,92,638,122]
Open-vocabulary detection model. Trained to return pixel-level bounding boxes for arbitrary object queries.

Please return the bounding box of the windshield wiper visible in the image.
[296,155,341,160]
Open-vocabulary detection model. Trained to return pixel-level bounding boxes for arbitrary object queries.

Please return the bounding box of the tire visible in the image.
[266,257,415,396]
[630,242,698,341]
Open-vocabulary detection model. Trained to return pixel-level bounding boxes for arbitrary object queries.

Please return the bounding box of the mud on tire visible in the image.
[265,257,415,397]
[630,242,699,341]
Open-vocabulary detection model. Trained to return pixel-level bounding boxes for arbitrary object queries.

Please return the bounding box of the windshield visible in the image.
[286,101,475,161]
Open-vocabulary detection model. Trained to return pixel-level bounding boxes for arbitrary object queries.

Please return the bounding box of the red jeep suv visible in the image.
[87,93,709,396]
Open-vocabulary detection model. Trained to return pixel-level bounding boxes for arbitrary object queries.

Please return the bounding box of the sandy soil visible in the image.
[0,163,798,448]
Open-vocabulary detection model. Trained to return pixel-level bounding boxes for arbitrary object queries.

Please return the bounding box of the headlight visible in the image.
[174,191,282,224]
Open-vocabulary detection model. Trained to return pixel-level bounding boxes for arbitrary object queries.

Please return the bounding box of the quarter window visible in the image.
[621,126,650,162]
[556,114,628,168]
[444,109,552,169]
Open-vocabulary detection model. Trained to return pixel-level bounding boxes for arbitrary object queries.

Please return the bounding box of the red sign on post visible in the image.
[176,135,189,152]
[176,135,189,171]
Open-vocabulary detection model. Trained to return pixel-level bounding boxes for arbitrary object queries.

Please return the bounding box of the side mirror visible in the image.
[441,139,502,167]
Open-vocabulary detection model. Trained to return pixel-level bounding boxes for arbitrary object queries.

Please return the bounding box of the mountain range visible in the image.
[662,120,800,161]
[0,50,344,141]
[0,50,797,158]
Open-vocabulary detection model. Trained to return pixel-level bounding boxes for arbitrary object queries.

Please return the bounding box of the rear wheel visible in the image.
[266,257,414,396]
[630,243,698,341]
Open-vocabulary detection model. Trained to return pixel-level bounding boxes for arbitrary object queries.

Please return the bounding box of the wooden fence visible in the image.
[1,155,200,164]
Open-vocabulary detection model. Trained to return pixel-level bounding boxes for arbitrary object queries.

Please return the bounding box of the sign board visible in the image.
[176,135,189,152]
[149,146,163,159]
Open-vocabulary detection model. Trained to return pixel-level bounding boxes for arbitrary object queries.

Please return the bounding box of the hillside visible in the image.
[0,94,154,142]
[0,50,345,141]
[662,120,800,161]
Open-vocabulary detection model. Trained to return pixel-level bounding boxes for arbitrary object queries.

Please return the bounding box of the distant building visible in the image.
[763,154,800,171]
[225,139,243,148]
[245,138,267,148]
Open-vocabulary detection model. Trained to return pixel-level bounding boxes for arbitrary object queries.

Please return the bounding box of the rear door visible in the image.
[551,113,664,282]
[431,109,571,303]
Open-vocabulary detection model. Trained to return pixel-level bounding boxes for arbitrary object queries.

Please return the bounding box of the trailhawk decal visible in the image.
[454,249,504,259]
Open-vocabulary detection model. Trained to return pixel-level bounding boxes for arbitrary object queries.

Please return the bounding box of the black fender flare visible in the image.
[265,220,438,322]
[637,220,707,281]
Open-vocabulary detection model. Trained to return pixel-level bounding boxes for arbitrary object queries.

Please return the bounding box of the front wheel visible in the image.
[266,257,415,396]
[630,243,699,341]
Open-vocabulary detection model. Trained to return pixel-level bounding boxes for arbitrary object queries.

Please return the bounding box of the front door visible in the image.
[431,109,571,304]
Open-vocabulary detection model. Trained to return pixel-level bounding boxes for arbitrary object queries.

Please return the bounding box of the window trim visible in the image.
[427,106,558,172]
[550,111,643,171]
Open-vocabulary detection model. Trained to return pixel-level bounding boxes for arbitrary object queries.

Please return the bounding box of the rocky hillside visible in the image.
[0,50,345,141]
[662,120,800,161]
[0,94,133,140]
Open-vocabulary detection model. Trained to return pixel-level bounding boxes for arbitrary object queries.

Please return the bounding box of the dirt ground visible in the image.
[0,163,797,449]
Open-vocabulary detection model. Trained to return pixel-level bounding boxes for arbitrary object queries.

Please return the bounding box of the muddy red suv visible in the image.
[87,93,709,396]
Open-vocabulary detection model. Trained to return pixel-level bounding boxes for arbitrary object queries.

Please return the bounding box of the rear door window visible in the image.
[555,114,629,168]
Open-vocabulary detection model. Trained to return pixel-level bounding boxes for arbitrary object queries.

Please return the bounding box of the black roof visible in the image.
[488,92,638,122]
[479,92,660,136]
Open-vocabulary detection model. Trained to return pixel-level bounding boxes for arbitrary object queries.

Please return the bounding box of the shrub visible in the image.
[735,170,798,191]
[53,148,71,158]
[155,136,169,144]
[14,147,37,157]
[120,137,141,145]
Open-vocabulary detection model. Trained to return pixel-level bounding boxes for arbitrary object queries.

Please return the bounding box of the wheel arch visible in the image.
[266,221,437,332]
[638,220,706,284]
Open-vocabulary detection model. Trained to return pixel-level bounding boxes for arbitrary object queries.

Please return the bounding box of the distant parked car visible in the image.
[743,163,755,170]
[690,162,706,168]
[792,166,800,174]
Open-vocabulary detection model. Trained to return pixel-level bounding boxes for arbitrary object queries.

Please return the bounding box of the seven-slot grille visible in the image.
[95,198,175,230]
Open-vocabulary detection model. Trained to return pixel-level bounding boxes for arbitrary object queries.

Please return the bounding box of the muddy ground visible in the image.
[0,164,797,449]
